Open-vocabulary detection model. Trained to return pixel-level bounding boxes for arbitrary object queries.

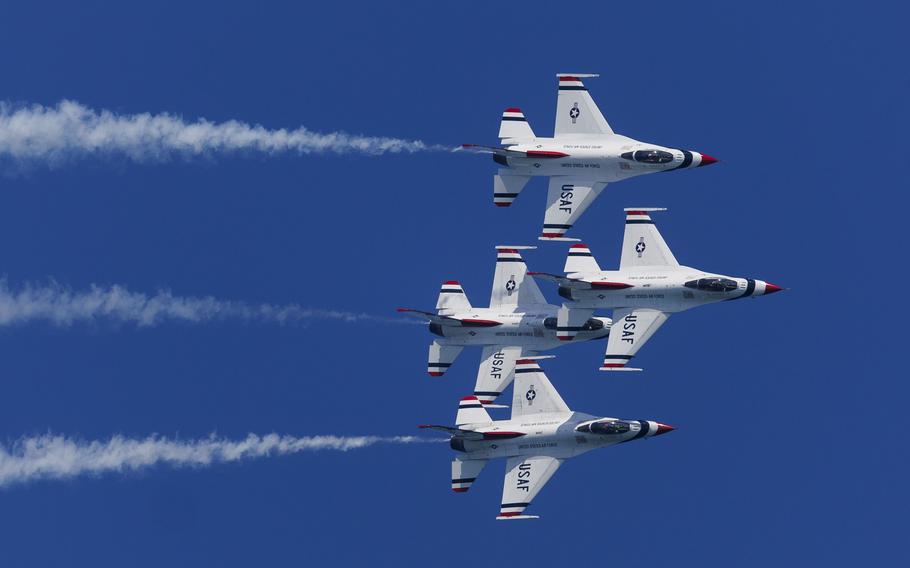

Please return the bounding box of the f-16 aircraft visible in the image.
[420,358,673,520]
[530,208,784,371]
[462,73,717,241]
[398,246,610,406]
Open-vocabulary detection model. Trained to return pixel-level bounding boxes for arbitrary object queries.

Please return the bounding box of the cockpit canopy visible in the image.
[544,317,605,332]
[621,149,675,164]
[684,277,739,292]
[575,420,632,435]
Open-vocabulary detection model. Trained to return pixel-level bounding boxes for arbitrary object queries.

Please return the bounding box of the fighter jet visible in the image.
[420,358,674,520]
[398,246,610,406]
[530,208,784,371]
[462,73,717,241]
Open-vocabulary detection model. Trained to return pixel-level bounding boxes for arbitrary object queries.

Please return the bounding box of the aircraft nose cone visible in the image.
[654,423,675,436]
[698,154,718,167]
[764,282,784,295]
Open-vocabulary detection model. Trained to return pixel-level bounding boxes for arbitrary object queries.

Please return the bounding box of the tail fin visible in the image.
[436,281,472,313]
[428,341,463,377]
[554,74,613,136]
[456,396,493,426]
[493,172,531,207]
[498,108,535,141]
[564,243,602,273]
[452,458,488,493]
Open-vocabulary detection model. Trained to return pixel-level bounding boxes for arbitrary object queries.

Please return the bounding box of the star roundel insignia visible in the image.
[635,241,646,254]
[526,388,536,401]
[569,104,580,119]
[506,278,516,293]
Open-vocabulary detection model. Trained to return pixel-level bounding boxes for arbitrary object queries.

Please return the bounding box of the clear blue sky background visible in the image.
[1,1,906,566]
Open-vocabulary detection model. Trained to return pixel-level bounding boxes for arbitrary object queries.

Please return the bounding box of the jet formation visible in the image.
[407,74,783,519]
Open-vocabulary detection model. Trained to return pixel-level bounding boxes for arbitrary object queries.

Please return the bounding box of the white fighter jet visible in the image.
[398,246,610,405]
[530,208,784,371]
[420,358,674,520]
[462,73,717,241]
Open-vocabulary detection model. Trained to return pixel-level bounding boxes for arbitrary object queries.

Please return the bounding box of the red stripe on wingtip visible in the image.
[504,107,522,113]
[497,248,519,254]
[558,336,573,341]
[443,280,460,285]
[570,243,588,249]
[541,233,563,238]
[516,359,536,365]
[601,363,625,368]
[559,76,580,82]
[453,488,469,493]
[460,396,479,401]
[498,511,523,517]
[428,372,444,377]
[626,210,647,216]
[495,202,511,207]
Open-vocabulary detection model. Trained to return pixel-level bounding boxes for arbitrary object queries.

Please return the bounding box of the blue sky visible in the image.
[0,1,907,566]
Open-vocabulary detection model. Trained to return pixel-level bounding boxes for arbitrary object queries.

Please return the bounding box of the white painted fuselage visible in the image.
[452,411,669,460]
[500,135,713,183]
[561,266,780,313]
[430,305,610,349]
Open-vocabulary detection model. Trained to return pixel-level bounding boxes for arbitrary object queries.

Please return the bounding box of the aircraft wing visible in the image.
[472,345,536,406]
[554,74,613,136]
[490,246,547,308]
[497,455,563,520]
[619,208,679,269]
[511,358,570,418]
[540,178,607,240]
[600,308,670,371]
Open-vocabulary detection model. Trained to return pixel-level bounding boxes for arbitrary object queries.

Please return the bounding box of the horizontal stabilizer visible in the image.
[498,108,535,140]
[460,144,525,156]
[418,424,482,439]
[537,236,582,242]
[527,271,586,288]
[452,458,488,493]
[428,341,464,377]
[436,281,472,313]
[564,243,602,273]
[456,396,493,426]
[493,173,531,207]
[600,366,643,372]
[496,515,540,521]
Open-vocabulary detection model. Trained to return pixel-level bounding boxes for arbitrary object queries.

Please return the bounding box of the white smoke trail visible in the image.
[0,433,439,488]
[0,279,412,327]
[0,100,449,165]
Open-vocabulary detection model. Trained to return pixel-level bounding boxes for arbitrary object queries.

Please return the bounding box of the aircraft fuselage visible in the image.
[451,411,671,460]
[500,135,714,182]
[562,266,780,313]
[431,306,611,348]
